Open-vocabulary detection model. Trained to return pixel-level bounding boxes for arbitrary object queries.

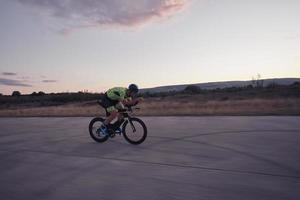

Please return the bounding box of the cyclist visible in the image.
[99,84,142,135]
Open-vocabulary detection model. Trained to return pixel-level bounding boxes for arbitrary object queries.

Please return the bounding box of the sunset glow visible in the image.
[0,0,299,95]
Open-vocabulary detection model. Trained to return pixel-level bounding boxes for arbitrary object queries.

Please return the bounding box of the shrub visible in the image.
[38,91,46,96]
[31,92,38,96]
[184,85,202,94]
[12,91,21,96]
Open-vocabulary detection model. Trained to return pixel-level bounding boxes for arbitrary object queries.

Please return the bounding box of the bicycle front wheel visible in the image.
[122,118,147,145]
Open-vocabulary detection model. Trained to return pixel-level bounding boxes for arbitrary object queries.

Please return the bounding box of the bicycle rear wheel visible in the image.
[89,117,109,143]
[122,118,147,145]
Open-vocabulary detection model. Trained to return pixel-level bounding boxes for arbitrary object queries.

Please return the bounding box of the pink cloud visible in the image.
[16,0,189,32]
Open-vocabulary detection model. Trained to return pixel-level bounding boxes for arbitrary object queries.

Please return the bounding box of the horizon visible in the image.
[1,76,299,96]
[1,0,300,95]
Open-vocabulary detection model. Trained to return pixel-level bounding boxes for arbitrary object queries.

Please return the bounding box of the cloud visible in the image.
[42,80,57,83]
[19,76,31,80]
[2,72,17,76]
[0,78,32,87]
[16,0,188,32]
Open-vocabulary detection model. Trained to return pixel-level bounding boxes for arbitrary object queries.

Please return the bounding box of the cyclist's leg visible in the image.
[104,106,119,126]
[117,114,124,121]
[100,106,119,135]
[111,114,124,130]
[105,106,124,130]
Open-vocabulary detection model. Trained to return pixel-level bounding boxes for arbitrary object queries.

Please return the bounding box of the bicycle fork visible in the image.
[128,118,136,133]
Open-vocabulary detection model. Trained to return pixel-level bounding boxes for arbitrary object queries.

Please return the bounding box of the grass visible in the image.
[0,98,299,117]
[136,97,300,116]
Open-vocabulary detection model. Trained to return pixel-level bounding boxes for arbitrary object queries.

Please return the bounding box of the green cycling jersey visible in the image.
[106,87,128,101]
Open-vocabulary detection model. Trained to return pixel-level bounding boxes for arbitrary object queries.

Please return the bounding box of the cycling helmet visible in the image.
[128,84,139,93]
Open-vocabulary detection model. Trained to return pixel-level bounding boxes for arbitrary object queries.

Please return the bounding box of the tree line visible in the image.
[1,82,299,107]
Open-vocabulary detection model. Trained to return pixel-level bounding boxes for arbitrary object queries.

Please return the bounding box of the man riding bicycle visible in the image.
[99,84,141,135]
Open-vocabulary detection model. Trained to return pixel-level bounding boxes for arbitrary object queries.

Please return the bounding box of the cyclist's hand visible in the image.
[136,97,144,104]
[132,97,143,105]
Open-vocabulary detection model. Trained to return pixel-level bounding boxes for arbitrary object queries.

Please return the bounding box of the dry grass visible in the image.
[137,98,300,116]
[0,103,103,117]
[0,98,300,117]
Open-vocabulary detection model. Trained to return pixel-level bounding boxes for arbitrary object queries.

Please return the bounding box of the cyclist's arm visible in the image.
[115,101,125,110]
[122,97,143,106]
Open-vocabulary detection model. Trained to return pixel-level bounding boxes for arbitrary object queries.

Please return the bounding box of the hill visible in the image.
[141,78,300,93]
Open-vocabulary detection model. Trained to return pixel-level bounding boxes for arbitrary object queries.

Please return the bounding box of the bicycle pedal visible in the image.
[109,133,116,138]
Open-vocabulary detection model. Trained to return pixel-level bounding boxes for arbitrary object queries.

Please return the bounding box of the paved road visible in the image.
[0,117,300,200]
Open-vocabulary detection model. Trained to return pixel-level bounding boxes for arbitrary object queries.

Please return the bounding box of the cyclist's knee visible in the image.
[118,114,124,120]
[105,110,118,124]
[110,110,118,117]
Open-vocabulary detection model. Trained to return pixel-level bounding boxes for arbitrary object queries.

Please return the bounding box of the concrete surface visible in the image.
[0,117,300,200]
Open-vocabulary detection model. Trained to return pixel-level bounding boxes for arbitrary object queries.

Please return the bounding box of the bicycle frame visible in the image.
[118,110,137,133]
[97,100,138,133]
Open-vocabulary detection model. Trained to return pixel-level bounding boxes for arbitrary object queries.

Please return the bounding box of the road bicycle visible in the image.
[89,101,147,145]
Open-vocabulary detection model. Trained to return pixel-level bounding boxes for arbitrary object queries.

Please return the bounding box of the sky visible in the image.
[0,0,299,95]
